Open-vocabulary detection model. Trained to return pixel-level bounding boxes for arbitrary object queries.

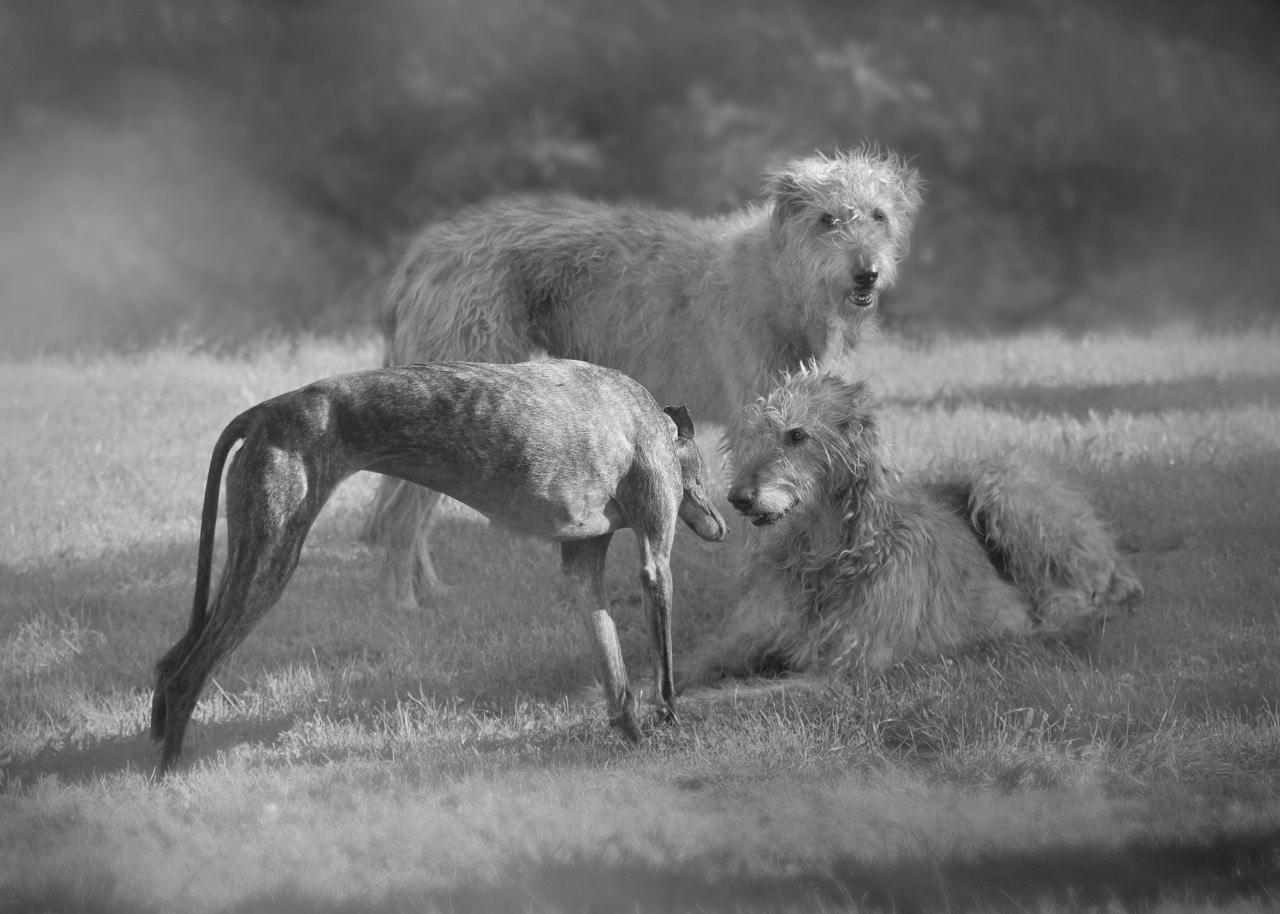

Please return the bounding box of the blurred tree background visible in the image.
[1,0,1277,353]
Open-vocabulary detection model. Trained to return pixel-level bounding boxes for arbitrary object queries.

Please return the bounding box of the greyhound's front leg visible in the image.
[561,535,642,743]
[636,537,678,726]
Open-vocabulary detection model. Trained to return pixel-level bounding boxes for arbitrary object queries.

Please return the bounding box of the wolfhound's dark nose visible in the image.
[727,488,755,514]
[853,270,879,289]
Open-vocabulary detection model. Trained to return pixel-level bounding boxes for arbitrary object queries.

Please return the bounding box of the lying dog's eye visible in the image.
[786,428,808,444]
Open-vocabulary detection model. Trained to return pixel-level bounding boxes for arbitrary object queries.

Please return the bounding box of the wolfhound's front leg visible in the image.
[561,535,642,743]
[369,479,449,609]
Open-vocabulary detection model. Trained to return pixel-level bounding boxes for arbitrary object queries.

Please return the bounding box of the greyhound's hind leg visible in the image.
[561,534,641,743]
[155,529,311,775]
[154,448,325,776]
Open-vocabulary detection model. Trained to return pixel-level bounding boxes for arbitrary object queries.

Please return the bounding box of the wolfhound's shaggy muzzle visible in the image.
[727,481,797,527]
[850,269,879,307]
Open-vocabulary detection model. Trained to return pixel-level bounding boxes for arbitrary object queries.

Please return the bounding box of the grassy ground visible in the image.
[2,328,1279,913]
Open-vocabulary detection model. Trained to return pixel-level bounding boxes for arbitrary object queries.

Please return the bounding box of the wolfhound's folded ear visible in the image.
[889,160,925,237]
[817,375,879,438]
[763,167,808,245]
[899,164,925,217]
[663,405,696,439]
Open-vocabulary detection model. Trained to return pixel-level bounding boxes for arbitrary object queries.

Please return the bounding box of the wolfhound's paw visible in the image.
[384,586,431,613]
[383,576,455,613]
[413,572,454,600]
[1106,563,1145,613]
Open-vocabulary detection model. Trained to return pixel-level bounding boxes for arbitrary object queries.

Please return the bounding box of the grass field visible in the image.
[2,327,1280,913]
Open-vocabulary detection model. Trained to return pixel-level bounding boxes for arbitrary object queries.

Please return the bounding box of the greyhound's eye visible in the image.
[786,427,808,445]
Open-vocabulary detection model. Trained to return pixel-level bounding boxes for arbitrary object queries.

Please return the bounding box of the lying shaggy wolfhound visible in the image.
[686,369,1143,681]
[366,147,924,606]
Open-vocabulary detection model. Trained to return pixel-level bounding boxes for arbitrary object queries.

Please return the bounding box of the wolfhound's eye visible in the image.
[871,208,887,223]
[818,213,836,228]
[786,427,808,444]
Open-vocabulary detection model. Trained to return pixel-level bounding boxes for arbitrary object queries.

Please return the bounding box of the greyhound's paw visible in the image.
[609,710,644,744]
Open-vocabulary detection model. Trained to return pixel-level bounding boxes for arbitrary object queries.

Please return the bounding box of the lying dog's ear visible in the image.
[663,405,696,439]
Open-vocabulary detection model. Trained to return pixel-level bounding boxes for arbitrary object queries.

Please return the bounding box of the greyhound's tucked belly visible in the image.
[376,459,626,541]
[484,503,624,541]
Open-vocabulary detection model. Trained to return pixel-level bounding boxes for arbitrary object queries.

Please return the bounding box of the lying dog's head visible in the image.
[726,368,884,527]
[663,405,727,542]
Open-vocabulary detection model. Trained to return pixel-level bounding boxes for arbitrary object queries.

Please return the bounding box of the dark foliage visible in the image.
[1,0,1277,352]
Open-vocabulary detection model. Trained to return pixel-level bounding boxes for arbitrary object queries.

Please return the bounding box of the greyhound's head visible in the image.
[663,405,727,542]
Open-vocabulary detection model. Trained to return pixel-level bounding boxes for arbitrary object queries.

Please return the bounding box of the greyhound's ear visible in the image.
[663,405,696,439]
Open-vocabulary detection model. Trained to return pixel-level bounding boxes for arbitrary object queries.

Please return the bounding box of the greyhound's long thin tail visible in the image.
[186,412,252,639]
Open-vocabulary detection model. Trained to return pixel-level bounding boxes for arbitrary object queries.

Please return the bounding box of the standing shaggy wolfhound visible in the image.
[685,369,1143,682]
[368,147,924,607]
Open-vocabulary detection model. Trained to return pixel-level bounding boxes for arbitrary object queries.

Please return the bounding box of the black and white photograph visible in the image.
[2,2,1279,911]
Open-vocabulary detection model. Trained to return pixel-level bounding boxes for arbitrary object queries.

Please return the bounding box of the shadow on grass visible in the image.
[892,373,1280,419]
[2,513,733,786]
[11,827,1280,913]
[1,716,307,787]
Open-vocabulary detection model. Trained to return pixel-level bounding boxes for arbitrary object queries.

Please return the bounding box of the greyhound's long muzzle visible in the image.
[683,492,727,542]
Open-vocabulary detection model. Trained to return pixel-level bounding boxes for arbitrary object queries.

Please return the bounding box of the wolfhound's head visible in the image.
[726,367,885,527]
[663,405,728,542]
[763,146,924,368]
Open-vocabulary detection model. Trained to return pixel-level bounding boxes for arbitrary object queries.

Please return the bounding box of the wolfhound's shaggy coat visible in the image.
[367,147,924,606]
[686,369,1143,681]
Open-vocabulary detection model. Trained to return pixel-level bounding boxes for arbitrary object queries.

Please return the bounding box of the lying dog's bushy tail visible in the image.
[959,452,1143,631]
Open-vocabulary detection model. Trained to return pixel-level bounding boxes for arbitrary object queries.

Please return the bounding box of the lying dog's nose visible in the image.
[853,270,879,289]
[727,488,755,514]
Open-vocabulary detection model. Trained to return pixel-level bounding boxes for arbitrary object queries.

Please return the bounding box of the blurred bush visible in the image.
[0,0,1276,352]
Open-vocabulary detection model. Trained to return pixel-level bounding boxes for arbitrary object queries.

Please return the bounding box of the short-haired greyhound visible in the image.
[151,359,726,776]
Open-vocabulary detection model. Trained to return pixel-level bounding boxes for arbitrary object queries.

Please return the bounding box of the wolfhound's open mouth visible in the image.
[850,291,876,308]
[747,511,785,527]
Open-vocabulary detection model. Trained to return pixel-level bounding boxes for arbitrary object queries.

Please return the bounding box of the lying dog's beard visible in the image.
[730,479,797,528]
[737,501,795,527]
